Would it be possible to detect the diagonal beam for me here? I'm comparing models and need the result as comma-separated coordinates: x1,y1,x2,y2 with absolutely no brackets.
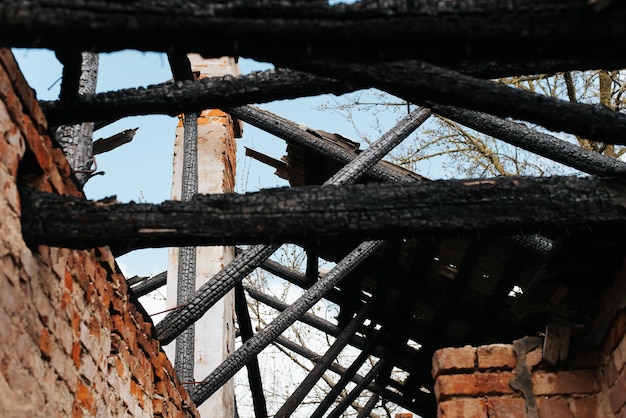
357,392,380,418
226,105,425,183
274,297,382,418
309,328,386,418
153,108,428,345
190,240,385,405
243,284,423,374
326,359,387,418
430,104,626,176
272,336,430,416
296,60,626,145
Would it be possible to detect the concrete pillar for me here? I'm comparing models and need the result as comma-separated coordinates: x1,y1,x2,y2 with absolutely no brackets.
165,55,242,418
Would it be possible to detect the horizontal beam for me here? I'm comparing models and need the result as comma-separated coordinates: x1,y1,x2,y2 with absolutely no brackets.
19,176,626,251
40,69,350,127
2,1,626,76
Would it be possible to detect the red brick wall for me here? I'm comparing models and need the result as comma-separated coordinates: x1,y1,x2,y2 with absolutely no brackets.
0,48,200,417
433,298,626,416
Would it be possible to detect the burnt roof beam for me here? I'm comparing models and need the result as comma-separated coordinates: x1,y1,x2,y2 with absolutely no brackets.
20,176,626,251
3,1,626,77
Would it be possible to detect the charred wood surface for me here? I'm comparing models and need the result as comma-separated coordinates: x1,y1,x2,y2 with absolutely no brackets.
298,60,626,145
2,1,626,75
19,176,626,251
41,69,350,127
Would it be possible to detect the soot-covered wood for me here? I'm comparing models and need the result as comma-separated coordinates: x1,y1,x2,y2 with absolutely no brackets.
2,0,626,75
20,176,626,252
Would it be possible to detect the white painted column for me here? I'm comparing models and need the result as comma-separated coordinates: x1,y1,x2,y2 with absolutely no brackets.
165,55,241,418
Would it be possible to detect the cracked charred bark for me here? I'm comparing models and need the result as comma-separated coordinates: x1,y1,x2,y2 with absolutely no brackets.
2,1,626,75
40,69,350,127
19,176,626,251
296,60,626,145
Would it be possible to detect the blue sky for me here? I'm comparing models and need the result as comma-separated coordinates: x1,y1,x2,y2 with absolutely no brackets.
13,49,402,291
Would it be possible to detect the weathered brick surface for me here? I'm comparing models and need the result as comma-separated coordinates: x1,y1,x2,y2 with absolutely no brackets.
433,297,626,417
477,344,516,370
0,48,200,418
432,345,477,377
438,398,487,417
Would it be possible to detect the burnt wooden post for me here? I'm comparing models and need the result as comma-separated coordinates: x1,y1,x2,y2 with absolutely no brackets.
54,51,98,186
164,54,241,417
234,283,268,418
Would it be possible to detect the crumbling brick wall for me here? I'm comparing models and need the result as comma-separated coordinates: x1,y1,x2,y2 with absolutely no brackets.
0,48,200,417
432,271,626,417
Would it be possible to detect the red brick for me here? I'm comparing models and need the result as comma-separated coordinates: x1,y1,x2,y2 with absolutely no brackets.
477,344,516,370
435,372,515,400
570,397,600,418
433,346,476,378
613,334,626,374
72,342,82,368
75,379,96,416
19,113,52,174
439,398,487,418
609,366,626,414
537,397,574,418
39,328,52,360
486,396,525,418
532,370,601,396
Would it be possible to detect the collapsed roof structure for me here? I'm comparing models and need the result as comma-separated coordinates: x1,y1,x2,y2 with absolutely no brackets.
5,1,626,416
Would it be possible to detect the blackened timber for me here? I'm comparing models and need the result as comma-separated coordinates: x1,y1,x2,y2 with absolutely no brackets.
137,106,426,347
40,69,350,127
430,105,626,175
3,1,626,76
272,336,430,416
234,284,268,418
309,329,386,418
131,271,167,298
298,60,626,145
227,105,423,183
19,176,626,251
243,285,425,378
326,360,387,418
190,240,383,405
274,299,380,418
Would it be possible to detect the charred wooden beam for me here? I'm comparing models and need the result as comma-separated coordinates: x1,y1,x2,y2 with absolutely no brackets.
153,107,425,346
3,1,626,76
298,60,626,145
275,301,378,418
19,176,626,251
130,271,167,298
190,240,384,406
242,284,423,375
326,360,387,418
309,329,387,418
92,128,139,155
227,105,424,184
430,105,626,176
40,69,350,127
234,283,268,418
273,336,430,416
